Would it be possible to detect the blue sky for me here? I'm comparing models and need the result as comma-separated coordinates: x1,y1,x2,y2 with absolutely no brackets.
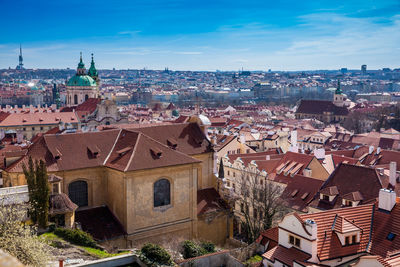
0,0,399,70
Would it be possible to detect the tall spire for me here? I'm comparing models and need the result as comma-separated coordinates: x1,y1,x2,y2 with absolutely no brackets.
88,53,98,82
16,44,24,70
77,52,86,75
335,79,343,95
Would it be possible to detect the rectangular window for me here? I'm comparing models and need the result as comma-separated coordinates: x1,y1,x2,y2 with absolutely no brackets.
40,127,43,130
23,128,26,131
289,235,301,248
345,236,350,245
32,127,35,130
323,195,329,201
352,235,357,244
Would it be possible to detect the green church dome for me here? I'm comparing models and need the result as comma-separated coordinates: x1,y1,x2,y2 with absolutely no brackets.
67,75,97,87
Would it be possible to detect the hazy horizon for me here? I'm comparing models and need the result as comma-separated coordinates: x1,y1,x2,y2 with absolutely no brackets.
1,0,400,71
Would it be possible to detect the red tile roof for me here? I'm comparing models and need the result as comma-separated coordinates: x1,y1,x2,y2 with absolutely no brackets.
8,123,209,173
299,204,375,261
197,188,230,215
0,112,78,126
263,245,311,267
310,164,381,210
296,100,349,116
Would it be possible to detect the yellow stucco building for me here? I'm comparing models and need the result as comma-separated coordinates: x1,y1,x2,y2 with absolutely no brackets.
4,121,232,247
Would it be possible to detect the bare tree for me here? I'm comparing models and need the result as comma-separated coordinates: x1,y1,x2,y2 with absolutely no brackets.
233,166,286,243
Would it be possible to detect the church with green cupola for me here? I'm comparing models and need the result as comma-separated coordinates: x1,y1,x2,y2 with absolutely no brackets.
66,53,100,106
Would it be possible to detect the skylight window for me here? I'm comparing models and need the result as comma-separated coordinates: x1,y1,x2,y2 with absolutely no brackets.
387,232,396,241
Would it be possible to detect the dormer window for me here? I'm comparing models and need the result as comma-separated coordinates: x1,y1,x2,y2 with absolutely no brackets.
345,235,357,245
151,148,163,158
167,138,178,149
289,235,301,248
343,199,353,207
387,232,396,241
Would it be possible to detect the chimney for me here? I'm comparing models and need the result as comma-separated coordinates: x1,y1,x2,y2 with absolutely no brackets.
390,161,397,188
239,134,245,144
369,146,374,154
291,130,297,147
378,188,396,212
303,168,312,177
314,148,325,160
304,219,317,239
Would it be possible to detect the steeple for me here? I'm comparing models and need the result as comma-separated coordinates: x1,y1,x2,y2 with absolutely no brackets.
16,44,24,70
77,52,86,75
335,79,343,95
88,53,98,81
333,79,345,107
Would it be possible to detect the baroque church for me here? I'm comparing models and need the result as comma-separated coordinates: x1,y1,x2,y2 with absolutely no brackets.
295,81,350,123
63,54,128,128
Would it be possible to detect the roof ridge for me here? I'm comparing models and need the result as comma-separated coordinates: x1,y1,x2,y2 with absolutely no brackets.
124,131,141,172
125,128,202,161
103,129,122,165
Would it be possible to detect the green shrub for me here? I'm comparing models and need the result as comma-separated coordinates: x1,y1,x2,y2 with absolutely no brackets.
54,228,97,248
140,243,173,266
182,240,207,259
200,241,215,253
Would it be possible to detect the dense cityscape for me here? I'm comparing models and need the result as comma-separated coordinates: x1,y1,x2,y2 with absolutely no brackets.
2,1,400,267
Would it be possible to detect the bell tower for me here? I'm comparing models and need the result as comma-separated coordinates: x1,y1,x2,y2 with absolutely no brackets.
333,80,345,107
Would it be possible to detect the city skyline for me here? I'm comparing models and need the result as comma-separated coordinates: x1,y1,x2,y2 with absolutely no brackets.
1,0,400,71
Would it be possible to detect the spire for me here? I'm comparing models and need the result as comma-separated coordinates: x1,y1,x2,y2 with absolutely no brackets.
77,52,85,75
88,53,98,80
335,79,343,95
16,44,24,70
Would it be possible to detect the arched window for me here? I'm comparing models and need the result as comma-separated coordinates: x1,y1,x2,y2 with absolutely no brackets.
74,94,78,105
85,94,89,101
68,180,88,207
154,179,171,207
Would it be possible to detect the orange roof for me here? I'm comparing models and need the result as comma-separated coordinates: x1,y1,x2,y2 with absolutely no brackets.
0,112,78,126
299,204,375,261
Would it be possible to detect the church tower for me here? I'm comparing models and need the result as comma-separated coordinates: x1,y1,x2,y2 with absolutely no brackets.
16,44,24,70
333,80,345,107
66,53,99,106
88,53,100,85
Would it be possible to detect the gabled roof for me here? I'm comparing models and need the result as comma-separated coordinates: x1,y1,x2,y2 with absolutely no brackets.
115,123,212,155
299,204,375,261
310,164,382,210
7,123,207,173
296,100,349,116
280,174,324,212
105,130,200,172
332,214,361,234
